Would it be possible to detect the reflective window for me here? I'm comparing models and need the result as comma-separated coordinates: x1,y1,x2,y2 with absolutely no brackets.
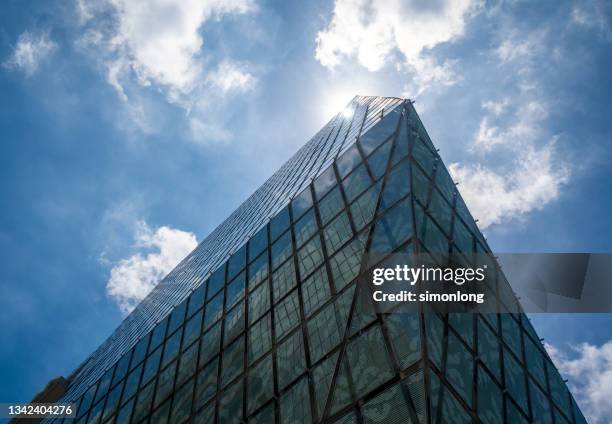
277,329,306,388
271,231,292,270
272,259,297,302
226,271,245,308
248,314,272,364
187,283,206,317
194,358,218,409
274,290,301,340
314,166,337,200
270,206,290,241
298,235,324,278
318,186,344,225
324,211,353,255
182,309,202,350
247,354,274,415
292,185,314,220
221,337,244,386
280,376,311,424
199,321,221,364
294,208,317,248
248,251,268,290
302,267,330,317
336,144,362,179
249,226,268,260
342,164,372,203
161,330,181,368
227,245,246,279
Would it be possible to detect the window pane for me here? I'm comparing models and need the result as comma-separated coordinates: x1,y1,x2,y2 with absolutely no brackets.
336,144,362,179
207,265,226,298
297,235,324,278
367,138,392,180
247,354,274,415
187,283,206,317
228,245,246,279
204,290,224,330
168,299,187,335
154,360,177,409
121,364,142,403
161,329,181,368
277,329,306,388
302,267,330,317
227,271,246,309
270,206,290,241
221,337,244,386
280,377,312,424
248,314,272,364
194,358,218,409
141,346,162,386
477,365,502,424
150,318,168,352
200,321,221,364
359,107,401,155
314,166,337,200
248,280,270,325
224,302,245,345
292,185,314,220
350,182,380,231
318,186,344,225
274,290,301,340
177,341,198,387
272,259,297,302
131,333,150,370
294,208,317,248
323,212,353,255
271,231,292,270
170,378,194,424
248,251,269,290
249,226,268,260
342,164,372,203
385,313,420,369
182,309,203,350
380,161,410,210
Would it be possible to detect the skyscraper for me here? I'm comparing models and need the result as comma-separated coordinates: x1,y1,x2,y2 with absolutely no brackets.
39,96,586,423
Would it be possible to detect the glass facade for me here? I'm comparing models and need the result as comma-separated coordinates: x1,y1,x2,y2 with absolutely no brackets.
44,96,586,423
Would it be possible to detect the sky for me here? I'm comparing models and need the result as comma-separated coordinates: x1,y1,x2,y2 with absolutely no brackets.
0,0,611,421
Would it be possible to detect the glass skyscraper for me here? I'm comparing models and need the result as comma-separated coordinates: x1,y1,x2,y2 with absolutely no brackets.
40,96,586,423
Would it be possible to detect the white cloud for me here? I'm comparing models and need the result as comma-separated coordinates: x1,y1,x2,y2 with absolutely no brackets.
315,0,478,93
106,221,197,314
207,60,255,93
77,0,255,106
449,99,568,229
546,341,612,424
571,2,612,40
4,31,57,75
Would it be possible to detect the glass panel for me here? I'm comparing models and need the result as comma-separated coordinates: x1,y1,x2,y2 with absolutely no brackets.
208,265,226,298
525,335,547,388
350,182,380,231
336,144,362,179
151,398,171,424
324,211,353,255
221,337,244,386
194,358,218,409
182,309,203,350
329,235,366,291
501,314,522,358
177,341,198,386
504,348,528,413
274,290,301,340
248,280,270,324
359,106,401,155
271,231,292,270
227,271,246,308
445,332,472,405
130,333,150,370
294,208,317,248
112,352,130,387
271,206,290,241
204,290,224,330
314,166,337,200
272,259,297,303
132,380,155,423
435,164,455,202
385,313,420,369
224,302,245,345
367,138,392,180
302,267,330,317
530,378,553,424
312,352,338,419
187,283,206,317
370,199,412,255
248,313,272,364
362,374,425,424
249,226,268,260
219,379,243,424
161,329,181,368
247,354,274,414
477,365,502,424
121,364,142,403
170,378,194,424
154,360,177,408
429,371,471,424
168,299,187,335
200,321,221,364
277,329,306,388
228,245,246,279
292,184,314,220
141,346,162,386
94,367,113,404
102,381,123,421
346,325,394,399
478,318,500,381
428,188,452,236
297,235,324,278
248,251,269,290
150,318,168,352
381,161,410,210
280,376,312,424
342,163,372,203
318,186,344,226
115,398,133,424
412,137,436,177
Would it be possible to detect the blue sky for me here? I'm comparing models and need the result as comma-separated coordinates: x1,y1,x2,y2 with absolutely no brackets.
1,0,612,420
